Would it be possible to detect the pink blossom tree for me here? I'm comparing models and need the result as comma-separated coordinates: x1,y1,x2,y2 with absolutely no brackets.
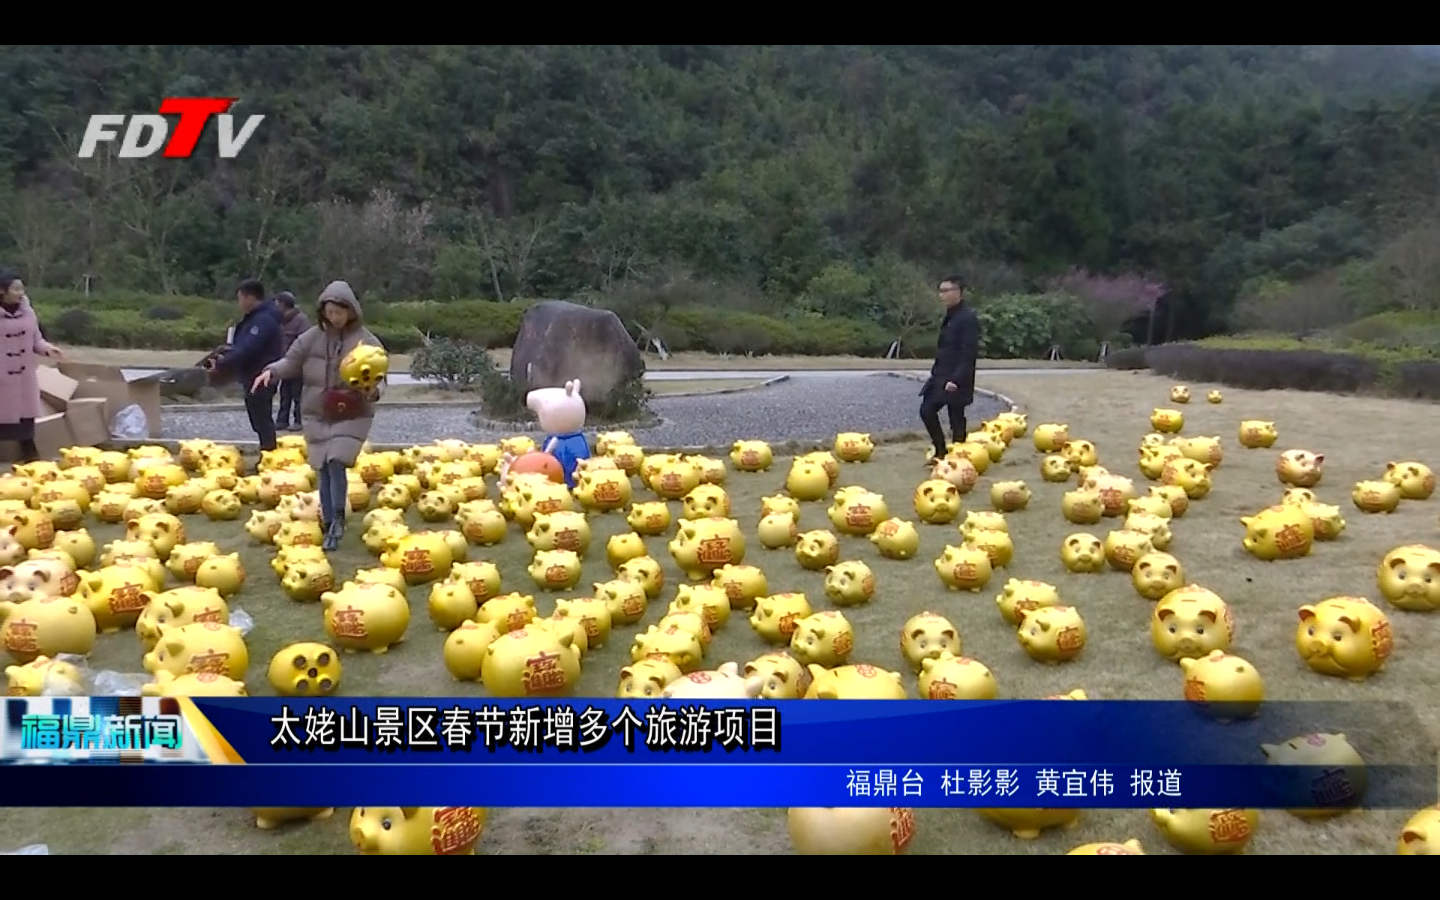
1047,268,1167,343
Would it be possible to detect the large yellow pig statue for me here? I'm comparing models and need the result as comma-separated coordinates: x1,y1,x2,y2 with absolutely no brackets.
350,807,487,854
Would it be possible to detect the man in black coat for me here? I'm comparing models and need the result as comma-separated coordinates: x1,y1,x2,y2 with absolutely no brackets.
919,274,981,463
205,278,284,453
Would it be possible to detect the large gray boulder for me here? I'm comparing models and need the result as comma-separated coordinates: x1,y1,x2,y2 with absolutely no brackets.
509,301,644,403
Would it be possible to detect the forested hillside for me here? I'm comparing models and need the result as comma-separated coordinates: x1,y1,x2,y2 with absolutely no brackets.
3,45,1439,356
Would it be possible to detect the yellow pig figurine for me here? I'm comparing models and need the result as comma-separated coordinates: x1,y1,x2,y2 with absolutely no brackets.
1061,490,1103,525
1039,455,1072,483
784,460,830,502
616,556,664,599
75,565,157,633
1151,808,1258,854
526,510,592,554
828,489,888,536
350,806,486,855
482,626,580,697
834,432,874,463
1276,449,1324,488
1060,533,1104,573
919,652,997,700
788,807,916,855
1151,586,1234,662
267,642,342,696
711,564,768,611
143,621,249,681
528,549,582,591
617,656,684,699
1383,460,1435,500
1241,504,1314,561
1017,605,1086,663
744,652,811,699
1180,650,1264,720
788,610,854,668
0,595,98,663
822,561,874,607
868,518,920,560
1150,408,1184,433
804,663,907,699
913,480,962,524
1351,479,1401,514
729,440,773,472
5,654,86,696
681,484,730,520
1261,733,1367,820
758,512,799,550
990,480,1030,512
934,544,993,592
1398,805,1440,855
1295,596,1392,680
900,612,960,670
135,586,229,650
1376,544,1440,611
442,620,501,681
321,582,410,654
1103,529,1154,572
794,530,840,571
749,592,812,644
995,578,1061,626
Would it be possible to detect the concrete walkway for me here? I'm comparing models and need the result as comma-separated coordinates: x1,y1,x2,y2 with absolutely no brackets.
122,366,1102,386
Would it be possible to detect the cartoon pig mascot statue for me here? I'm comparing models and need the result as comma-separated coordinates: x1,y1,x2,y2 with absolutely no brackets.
527,379,592,488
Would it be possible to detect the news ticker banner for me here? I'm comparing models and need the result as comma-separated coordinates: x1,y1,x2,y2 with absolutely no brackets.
1,697,1433,810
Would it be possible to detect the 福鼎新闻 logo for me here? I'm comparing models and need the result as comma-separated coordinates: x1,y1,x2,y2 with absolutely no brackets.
77,97,265,160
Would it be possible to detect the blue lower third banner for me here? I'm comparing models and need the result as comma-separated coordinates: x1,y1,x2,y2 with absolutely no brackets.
7,697,1431,765
0,762,1432,809
0,697,1433,808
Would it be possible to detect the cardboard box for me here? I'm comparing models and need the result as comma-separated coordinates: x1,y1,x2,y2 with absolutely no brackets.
33,410,74,460
36,366,79,410
51,362,164,439
64,397,110,448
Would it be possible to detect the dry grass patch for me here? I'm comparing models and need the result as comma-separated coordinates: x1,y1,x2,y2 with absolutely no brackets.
7,368,1438,855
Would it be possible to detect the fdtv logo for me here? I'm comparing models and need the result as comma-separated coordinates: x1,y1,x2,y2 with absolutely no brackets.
77,98,265,160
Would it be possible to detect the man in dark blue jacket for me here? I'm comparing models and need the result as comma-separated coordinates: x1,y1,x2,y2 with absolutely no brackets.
919,274,981,464
205,278,284,453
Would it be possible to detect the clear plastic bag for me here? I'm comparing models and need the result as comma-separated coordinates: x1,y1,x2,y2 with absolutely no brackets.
111,403,149,439
91,670,150,696
228,607,254,636
1,844,49,855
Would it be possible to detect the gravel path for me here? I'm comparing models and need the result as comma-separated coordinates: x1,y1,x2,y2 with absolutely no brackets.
159,375,1010,447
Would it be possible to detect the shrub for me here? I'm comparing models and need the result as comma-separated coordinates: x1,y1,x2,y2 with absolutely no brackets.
1148,343,1381,393
145,305,186,320
1394,361,1440,400
46,308,96,344
1104,347,1149,370
410,339,497,390
973,293,1093,359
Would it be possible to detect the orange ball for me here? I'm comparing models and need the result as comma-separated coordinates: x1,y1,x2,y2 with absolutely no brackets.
509,451,564,483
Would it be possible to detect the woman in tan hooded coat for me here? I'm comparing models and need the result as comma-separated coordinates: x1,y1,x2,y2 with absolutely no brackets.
253,281,385,549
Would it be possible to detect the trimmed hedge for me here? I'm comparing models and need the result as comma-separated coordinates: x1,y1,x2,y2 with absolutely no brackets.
29,287,1119,361
1122,340,1440,400
25,290,908,358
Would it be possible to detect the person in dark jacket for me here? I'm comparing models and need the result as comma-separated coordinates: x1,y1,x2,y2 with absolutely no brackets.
919,274,981,464
205,278,284,453
273,292,310,432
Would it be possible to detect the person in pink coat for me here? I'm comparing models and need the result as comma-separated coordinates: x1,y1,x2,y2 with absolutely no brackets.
1,271,64,462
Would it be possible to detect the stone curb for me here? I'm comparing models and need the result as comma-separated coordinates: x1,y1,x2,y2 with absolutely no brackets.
104,382,1016,462
873,371,1021,416
159,375,790,413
